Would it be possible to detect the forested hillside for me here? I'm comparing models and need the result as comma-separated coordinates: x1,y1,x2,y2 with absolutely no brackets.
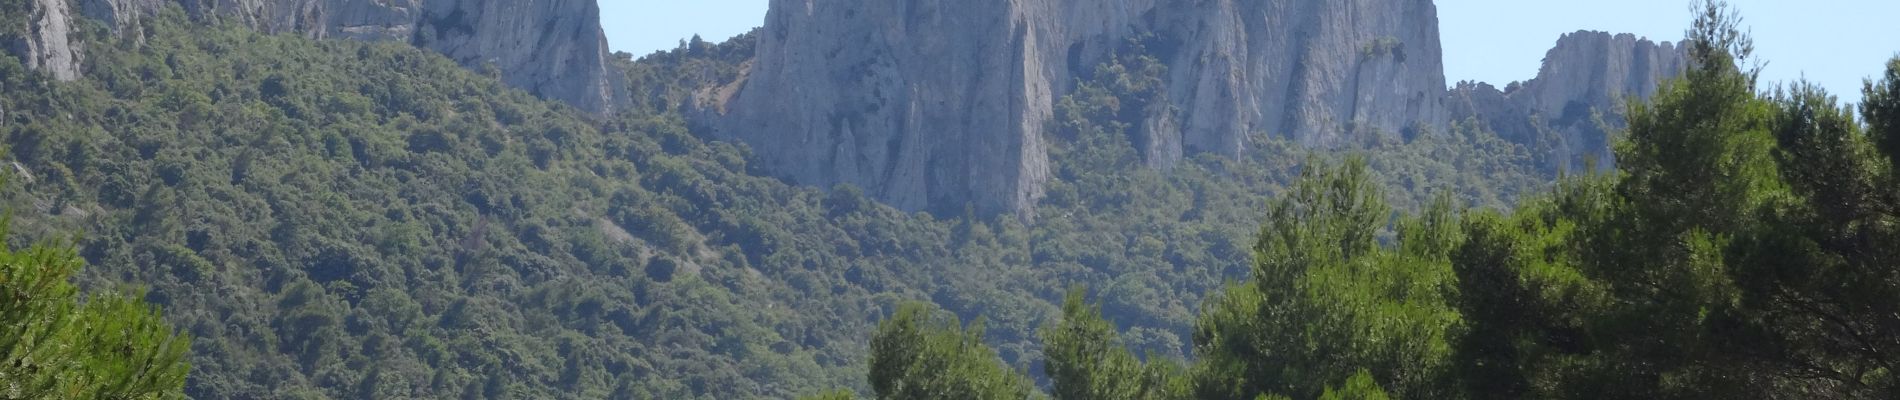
825,4,1900,399
26,1,1885,400
0,4,1559,399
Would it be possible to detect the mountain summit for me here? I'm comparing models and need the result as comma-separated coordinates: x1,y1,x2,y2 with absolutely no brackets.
709,0,1451,218
699,1,1696,218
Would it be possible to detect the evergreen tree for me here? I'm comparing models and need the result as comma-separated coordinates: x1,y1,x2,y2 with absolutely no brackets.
1042,287,1180,400
1863,58,1900,172
867,302,1038,400
825,3,1900,399
1189,158,1455,400
1317,371,1391,400
0,218,191,399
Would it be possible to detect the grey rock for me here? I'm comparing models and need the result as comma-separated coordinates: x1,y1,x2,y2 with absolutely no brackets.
416,0,628,115
1137,102,1183,169
12,0,85,81
77,0,162,37
1444,81,1537,144
715,0,1071,218
1517,31,1685,119
1152,0,1448,152
60,0,628,115
715,0,1448,218
1448,31,1685,172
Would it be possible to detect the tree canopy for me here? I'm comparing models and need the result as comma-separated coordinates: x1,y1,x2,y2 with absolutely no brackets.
0,217,191,399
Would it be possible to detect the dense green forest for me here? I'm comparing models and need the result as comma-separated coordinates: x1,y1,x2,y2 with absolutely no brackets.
10,1,1889,400
817,4,1900,399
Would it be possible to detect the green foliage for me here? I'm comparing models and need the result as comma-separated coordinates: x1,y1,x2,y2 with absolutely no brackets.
1361,37,1403,59
1188,159,1459,400
1318,371,1391,400
5,11,870,398
619,29,759,115
0,218,191,399
1026,32,1548,385
1618,0,1779,237
0,0,28,38
1439,4,1900,397
1042,287,1182,400
1863,57,1900,172
1050,33,1172,172
867,303,1037,400
797,389,860,400
834,5,1900,400
17,1,1896,399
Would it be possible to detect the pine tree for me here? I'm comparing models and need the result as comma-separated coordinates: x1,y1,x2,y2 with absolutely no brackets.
1042,287,1180,400
0,217,191,399
867,302,1037,400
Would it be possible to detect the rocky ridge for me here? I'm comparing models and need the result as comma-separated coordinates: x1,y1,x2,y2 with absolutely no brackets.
712,0,1450,218
1447,31,1686,171
9,0,1692,217
9,0,629,115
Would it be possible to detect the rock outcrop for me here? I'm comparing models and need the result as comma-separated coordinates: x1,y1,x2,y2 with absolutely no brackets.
1516,31,1686,120
1448,31,1686,171
10,0,85,81
1150,0,1449,151
415,0,628,117
714,0,1448,218
21,0,628,115
77,0,421,41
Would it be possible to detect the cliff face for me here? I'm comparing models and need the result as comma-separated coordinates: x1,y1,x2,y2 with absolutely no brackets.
715,0,1448,217
1448,31,1686,171
1517,31,1685,119
415,0,628,115
10,0,85,81
1151,0,1448,152
17,0,628,115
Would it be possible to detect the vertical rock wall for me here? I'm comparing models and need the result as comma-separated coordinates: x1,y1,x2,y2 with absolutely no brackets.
716,0,1449,218
12,0,85,81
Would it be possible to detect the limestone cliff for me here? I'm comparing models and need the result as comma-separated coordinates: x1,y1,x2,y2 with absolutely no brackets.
1150,0,1448,152
415,0,628,115
1517,31,1686,120
18,0,628,115
713,0,1448,218
9,0,85,81
1448,31,1686,171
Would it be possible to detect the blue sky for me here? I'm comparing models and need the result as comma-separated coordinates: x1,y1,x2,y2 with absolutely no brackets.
601,0,1900,104
600,0,767,56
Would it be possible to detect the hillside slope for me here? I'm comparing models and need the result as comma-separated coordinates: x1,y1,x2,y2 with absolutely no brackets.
0,2,1697,399
7,0,629,115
